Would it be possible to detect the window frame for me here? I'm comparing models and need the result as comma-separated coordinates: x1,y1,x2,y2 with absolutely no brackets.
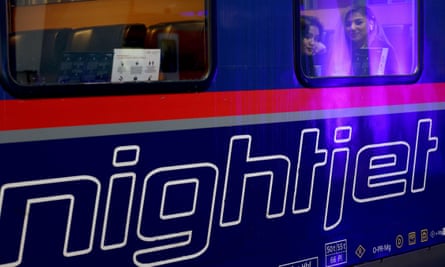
294,0,423,88
0,0,216,98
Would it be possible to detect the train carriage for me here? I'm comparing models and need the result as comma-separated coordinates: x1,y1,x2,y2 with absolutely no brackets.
0,0,445,266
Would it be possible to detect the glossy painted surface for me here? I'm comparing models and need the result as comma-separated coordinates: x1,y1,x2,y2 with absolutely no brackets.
1,1,445,267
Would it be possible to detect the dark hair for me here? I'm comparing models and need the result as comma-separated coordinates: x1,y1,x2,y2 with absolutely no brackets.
344,5,376,25
343,5,378,49
301,15,324,39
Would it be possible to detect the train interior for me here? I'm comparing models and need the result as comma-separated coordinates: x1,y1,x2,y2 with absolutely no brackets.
8,0,417,86
8,0,208,85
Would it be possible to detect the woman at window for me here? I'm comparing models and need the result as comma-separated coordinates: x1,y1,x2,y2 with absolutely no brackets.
300,15,327,77
327,5,399,76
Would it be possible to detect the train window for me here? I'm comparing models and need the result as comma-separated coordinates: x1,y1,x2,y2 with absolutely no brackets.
296,0,421,86
4,0,212,97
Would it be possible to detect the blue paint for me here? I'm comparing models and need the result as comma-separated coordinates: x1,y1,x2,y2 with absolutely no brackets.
0,112,443,266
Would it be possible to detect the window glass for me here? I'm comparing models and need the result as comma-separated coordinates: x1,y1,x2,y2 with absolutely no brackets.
8,0,209,87
298,0,419,84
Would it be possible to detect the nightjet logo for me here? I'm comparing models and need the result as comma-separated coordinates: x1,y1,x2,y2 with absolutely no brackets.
0,118,438,267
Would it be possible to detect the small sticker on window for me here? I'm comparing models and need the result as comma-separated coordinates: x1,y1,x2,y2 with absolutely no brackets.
111,49,161,82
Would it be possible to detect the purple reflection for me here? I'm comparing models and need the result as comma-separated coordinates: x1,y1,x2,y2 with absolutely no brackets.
197,10,206,16
302,2,416,77
180,10,207,17
180,11,196,17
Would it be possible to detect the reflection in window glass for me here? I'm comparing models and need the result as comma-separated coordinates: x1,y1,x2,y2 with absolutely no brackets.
299,0,418,78
8,0,209,86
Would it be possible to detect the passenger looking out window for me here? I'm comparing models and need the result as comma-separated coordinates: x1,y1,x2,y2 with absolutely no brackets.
300,15,327,77
326,5,399,76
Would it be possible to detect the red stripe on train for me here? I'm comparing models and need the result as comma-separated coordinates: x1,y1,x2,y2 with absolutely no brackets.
0,83,442,131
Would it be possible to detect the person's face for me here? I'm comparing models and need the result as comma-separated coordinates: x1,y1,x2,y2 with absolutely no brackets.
345,12,369,45
302,25,320,56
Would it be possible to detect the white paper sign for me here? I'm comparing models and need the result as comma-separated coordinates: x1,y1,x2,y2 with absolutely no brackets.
111,49,161,82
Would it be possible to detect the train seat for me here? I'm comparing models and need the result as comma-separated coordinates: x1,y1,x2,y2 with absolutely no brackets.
59,24,147,83
382,24,413,73
145,20,208,80
123,24,147,48
66,24,147,52
9,28,71,85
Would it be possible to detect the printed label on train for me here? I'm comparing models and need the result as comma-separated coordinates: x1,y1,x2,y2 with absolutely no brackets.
0,114,443,267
